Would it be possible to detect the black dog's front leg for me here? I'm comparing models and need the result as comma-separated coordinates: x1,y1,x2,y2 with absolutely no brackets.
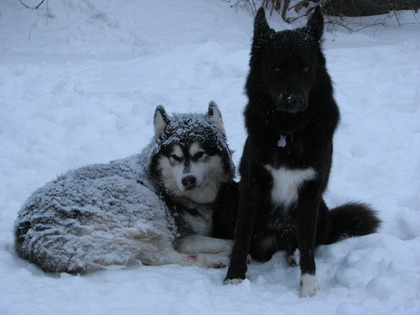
295,192,321,297
223,176,256,283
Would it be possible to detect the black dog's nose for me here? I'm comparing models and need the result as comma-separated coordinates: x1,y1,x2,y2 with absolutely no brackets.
287,94,306,106
275,92,308,113
182,175,196,190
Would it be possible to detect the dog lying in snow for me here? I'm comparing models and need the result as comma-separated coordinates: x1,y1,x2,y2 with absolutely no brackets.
15,102,237,274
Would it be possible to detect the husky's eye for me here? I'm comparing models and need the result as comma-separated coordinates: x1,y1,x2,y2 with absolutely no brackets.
171,154,183,162
192,151,205,161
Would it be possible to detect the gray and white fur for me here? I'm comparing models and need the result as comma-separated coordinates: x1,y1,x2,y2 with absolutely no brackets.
14,102,235,274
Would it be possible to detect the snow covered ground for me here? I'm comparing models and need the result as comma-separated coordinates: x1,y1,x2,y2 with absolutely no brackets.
1,0,419,314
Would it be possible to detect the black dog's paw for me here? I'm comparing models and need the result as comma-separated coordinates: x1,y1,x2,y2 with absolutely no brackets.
300,274,320,297
223,277,244,285
223,268,246,285
286,253,298,267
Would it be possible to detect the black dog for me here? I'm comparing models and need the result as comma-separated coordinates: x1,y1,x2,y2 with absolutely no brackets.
224,7,380,297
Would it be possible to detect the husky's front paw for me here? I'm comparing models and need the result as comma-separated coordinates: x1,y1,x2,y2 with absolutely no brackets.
205,253,231,269
219,239,234,255
210,258,230,269
299,274,320,297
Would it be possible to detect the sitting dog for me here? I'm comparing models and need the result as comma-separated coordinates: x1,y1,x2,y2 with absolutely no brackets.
224,7,380,297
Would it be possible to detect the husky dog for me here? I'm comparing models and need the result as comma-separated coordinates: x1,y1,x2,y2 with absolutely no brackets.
224,7,380,296
15,102,236,274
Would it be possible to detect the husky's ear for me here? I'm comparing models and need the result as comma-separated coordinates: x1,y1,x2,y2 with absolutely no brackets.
306,6,324,41
252,7,271,50
154,105,170,139
208,101,226,137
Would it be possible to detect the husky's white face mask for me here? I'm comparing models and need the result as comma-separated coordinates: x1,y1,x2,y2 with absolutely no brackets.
153,102,233,204
157,142,226,203
167,143,216,191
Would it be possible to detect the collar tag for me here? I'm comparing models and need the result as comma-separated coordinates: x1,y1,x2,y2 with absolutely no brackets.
277,135,287,148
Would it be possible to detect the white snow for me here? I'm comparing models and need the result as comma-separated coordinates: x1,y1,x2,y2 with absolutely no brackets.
1,0,419,314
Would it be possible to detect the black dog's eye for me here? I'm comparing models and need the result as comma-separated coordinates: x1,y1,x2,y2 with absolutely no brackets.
171,154,183,162
193,152,205,160
303,66,311,73
274,67,282,73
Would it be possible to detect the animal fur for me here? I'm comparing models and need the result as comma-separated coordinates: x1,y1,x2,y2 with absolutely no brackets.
224,7,380,297
15,103,236,274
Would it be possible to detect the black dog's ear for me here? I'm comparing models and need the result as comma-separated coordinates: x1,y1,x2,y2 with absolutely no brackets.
154,105,170,139
208,101,226,136
306,6,324,41
253,7,271,49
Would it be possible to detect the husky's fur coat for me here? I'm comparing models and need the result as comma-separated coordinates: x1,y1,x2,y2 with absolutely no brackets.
15,102,236,274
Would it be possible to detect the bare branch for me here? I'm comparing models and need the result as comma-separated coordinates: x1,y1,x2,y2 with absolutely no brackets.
229,0,420,33
19,0,45,10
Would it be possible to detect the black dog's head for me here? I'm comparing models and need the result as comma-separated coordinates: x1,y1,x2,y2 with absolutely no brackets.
248,6,325,114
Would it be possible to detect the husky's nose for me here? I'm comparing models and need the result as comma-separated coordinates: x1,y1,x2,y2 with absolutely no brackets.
182,175,196,190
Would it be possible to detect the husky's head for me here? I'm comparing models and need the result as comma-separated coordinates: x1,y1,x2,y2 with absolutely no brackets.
248,6,325,114
151,102,234,204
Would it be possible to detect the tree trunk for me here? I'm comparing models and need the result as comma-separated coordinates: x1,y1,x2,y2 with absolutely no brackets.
323,0,420,16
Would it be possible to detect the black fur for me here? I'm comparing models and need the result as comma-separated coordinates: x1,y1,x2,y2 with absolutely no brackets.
213,181,239,240
224,7,380,290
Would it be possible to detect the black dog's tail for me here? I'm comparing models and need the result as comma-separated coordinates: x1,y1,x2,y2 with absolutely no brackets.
322,202,380,245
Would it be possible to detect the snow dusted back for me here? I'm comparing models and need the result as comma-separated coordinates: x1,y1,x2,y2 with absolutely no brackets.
0,0,419,314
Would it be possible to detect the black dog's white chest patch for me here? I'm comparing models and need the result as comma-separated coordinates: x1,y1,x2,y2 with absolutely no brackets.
264,165,316,208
